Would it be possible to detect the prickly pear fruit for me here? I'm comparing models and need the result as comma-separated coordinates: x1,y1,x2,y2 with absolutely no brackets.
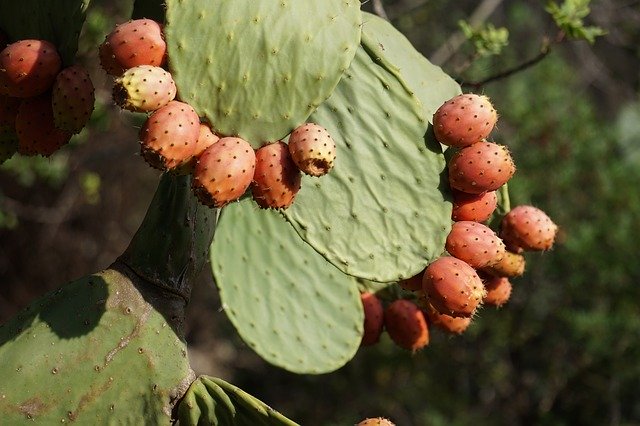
482,250,525,278
357,417,396,426
0,39,61,97
51,64,95,134
360,292,384,346
139,100,200,171
500,205,558,252
287,122,336,177
193,123,220,158
99,19,167,76
192,137,256,208
384,299,429,352
113,65,176,112
448,141,516,194
433,93,498,147
399,269,425,291
252,141,302,209
422,300,472,335
423,256,485,318
482,276,512,307
451,189,497,222
445,221,506,269
16,94,72,156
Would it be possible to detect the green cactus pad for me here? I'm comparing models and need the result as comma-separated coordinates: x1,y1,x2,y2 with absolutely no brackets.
0,268,193,424
211,201,363,374
164,0,362,146
282,33,460,283
360,12,461,126
177,376,299,425
0,0,89,64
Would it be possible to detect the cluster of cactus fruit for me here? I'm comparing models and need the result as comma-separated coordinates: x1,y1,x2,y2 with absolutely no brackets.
360,94,558,353
0,1,564,423
0,32,95,159
101,18,337,210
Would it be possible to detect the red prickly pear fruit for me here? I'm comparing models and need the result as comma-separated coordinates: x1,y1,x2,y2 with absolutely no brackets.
433,93,498,148
0,39,61,98
384,299,429,352
448,141,516,194
500,205,558,251
252,141,302,209
16,95,72,157
451,189,497,222
139,100,200,171
398,269,425,292
99,19,167,76
482,276,512,307
445,221,506,269
423,256,485,318
192,137,256,208
51,64,95,134
481,250,525,278
193,123,220,158
422,301,472,335
112,65,176,112
357,418,395,426
287,122,336,177
360,292,384,347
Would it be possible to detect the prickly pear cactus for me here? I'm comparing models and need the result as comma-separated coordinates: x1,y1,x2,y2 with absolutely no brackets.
164,0,362,146
211,201,363,374
0,268,192,424
177,376,299,425
283,14,460,282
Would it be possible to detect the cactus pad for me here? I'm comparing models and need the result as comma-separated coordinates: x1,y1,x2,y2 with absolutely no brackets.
360,12,461,126
177,376,298,425
211,201,363,374
0,268,192,424
0,0,89,64
164,0,362,146
282,33,459,282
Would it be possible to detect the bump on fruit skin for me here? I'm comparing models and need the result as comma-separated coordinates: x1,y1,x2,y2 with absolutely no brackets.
252,141,302,209
398,269,425,292
423,256,486,318
452,189,498,222
16,95,72,157
422,301,472,335
192,137,256,208
0,39,61,98
481,250,525,278
482,276,512,307
433,93,498,148
357,417,396,426
445,221,506,269
448,141,516,194
500,205,558,252
383,299,429,352
52,64,95,134
112,65,176,112
99,19,167,76
139,100,200,171
287,122,336,177
360,292,384,347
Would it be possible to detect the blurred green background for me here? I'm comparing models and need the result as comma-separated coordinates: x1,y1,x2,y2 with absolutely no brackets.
1,0,639,424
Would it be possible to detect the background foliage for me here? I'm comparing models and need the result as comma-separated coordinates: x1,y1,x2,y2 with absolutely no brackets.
1,0,639,424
